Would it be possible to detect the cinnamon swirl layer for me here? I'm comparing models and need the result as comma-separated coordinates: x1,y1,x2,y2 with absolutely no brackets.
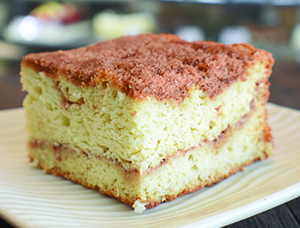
21,62,271,174
28,99,272,212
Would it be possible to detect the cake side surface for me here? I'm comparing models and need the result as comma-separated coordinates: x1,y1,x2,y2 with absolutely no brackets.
21,58,272,173
27,96,272,212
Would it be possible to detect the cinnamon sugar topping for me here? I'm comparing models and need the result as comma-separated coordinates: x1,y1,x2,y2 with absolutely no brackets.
22,33,274,102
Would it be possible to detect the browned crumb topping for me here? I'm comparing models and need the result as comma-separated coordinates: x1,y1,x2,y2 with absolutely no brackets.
22,33,274,103
29,97,266,177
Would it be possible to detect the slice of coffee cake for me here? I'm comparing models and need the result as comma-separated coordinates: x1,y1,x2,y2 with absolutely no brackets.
21,33,274,212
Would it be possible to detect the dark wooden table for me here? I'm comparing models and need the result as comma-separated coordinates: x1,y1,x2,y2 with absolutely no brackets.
0,60,299,228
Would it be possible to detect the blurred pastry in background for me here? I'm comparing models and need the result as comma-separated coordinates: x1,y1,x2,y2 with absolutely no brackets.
30,1,83,25
92,11,156,40
3,1,90,47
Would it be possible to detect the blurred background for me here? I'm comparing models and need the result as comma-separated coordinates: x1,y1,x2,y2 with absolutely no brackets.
0,0,300,110
1,2,300,227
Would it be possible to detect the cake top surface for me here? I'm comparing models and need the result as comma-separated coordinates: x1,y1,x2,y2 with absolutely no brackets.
22,33,274,103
